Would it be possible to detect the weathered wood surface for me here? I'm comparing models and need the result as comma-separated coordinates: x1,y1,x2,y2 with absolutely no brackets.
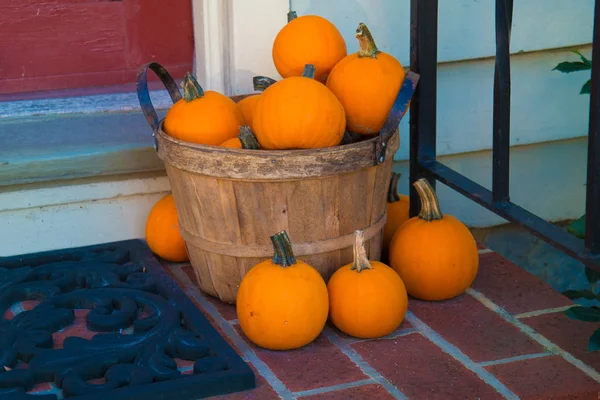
157,124,399,180
164,130,399,304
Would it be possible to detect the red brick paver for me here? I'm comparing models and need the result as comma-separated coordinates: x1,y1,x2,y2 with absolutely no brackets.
409,294,544,362
523,311,600,372
473,252,573,315
234,325,368,392
297,384,396,399
486,355,600,399
352,333,505,399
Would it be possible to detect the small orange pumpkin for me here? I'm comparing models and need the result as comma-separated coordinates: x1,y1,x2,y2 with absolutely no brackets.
236,76,277,131
253,64,346,149
236,230,329,350
220,126,261,149
326,23,406,135
145,194,189,263
272,11,347,83
382,172,410,257
163,72,244,145
328,230,408,339
389,178,479,301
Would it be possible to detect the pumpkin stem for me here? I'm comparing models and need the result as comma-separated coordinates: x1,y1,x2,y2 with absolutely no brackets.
302,64,316,79
182,72,205,102
356,22,381,58
253,76,277,92
350,230,372,273
387,172,402,203
413,178,444,221
239,126,261,150
287,10,297,22
271,230,297,267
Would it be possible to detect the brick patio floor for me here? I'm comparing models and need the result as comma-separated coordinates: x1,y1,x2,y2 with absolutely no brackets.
165,247,600,400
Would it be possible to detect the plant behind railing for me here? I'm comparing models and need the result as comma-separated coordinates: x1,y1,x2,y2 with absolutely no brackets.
553,49,599,351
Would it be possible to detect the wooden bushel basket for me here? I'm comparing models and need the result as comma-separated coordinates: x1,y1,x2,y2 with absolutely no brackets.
137,62,419,304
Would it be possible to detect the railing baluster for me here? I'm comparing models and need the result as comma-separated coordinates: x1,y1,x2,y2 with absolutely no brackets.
409,0,439,217
585,0,600,255
492,0,513,203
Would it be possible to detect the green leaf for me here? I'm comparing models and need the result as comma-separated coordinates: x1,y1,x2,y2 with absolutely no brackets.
568,214,586,238
564,306,600,322
562,289,598,300
586,267,600,284
571,50,592,66
552,61,592,73
581,79,591,94
589,328,600,351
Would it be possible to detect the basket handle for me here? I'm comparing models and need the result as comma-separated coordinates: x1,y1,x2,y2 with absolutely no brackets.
374,70,420,165
136,62,183,151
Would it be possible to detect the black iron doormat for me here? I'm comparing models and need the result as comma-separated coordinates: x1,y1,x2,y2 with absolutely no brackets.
0,240,255,400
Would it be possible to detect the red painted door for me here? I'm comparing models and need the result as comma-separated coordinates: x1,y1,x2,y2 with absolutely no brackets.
0,0,194,97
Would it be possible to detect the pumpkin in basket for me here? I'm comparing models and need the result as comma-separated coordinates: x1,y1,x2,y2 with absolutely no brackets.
163,72,244,146
382,172,410,256
236,76,277,131
272,11,347,83
236,230,329,350
145,194,189,263
389,178,479,301
220,126,261,149
253,64,346,149
328,230,408,339
326,22,406,135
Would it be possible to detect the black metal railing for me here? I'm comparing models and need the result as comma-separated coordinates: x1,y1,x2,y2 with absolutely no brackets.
409,0,600,271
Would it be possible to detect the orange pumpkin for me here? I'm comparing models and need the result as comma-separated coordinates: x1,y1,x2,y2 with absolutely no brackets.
163,72,244,145
326,22,406,135
236,76,277,131
253,64,346,149
272,12,347,83
145,194,189,263
236,230,329,350
328,230,408,339
389,178,479,301
382,172,410,256
220,126,261,149
236,96,260,132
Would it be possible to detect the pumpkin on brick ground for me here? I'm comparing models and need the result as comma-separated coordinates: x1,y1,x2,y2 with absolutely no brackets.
389,178,479,301
220,126,261,149
163,72,244,146
272,11,347,83
253,64,346,149
326,22,406,135
328,230,408,339
236,230,329,350
145,194,189,263
382,172,410,257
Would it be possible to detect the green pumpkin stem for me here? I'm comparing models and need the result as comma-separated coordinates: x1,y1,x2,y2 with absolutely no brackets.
253,76,277,92
413,178,444,221
356,22,381,58
239,126,261,150
302,64,316,79
182,72,205,102
350,230,372,273
288,10,298,22
271,230,297,267
388,172,402,203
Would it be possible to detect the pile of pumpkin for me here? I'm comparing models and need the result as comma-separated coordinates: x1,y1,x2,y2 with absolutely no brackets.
144,12,480,350
160,13,407,151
